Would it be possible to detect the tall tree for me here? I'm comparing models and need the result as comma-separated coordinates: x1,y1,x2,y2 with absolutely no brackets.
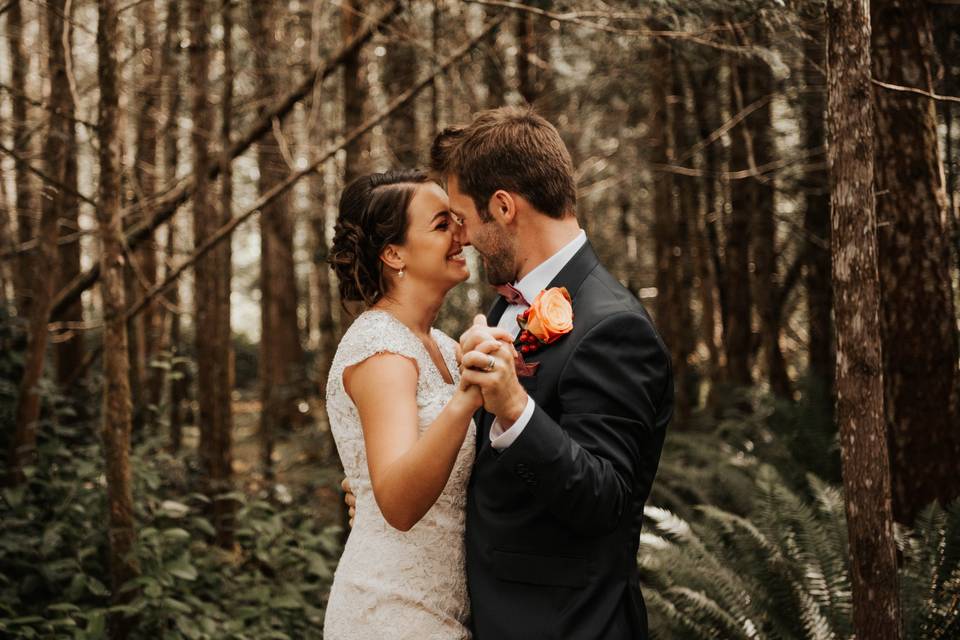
97,0,140,634
161,0,185,454
191,0,234,543
133,0,163,418
384,16,419,166
724,58,755,388
53,2,85,391
250,0,306,481
826,0,902,637
342,0,372,185
801,20,834,393
8,0,71,484
871,0,960,524
309,0,338,395
7,0,34,318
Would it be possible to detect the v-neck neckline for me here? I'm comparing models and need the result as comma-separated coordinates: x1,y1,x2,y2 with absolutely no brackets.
370,310,455,386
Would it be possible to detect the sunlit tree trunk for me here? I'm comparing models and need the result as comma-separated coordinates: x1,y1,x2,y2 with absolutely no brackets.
827,1,902,637
97,0,140,635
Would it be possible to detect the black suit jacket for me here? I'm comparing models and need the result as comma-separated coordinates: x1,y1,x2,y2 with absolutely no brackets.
466,241,673,640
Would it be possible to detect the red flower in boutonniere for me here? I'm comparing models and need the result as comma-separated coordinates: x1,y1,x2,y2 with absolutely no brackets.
517,287,574,357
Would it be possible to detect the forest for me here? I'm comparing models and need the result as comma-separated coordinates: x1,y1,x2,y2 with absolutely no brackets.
1,0,959,638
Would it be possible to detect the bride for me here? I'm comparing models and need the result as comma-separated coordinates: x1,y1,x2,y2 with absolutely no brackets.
322,169,508,639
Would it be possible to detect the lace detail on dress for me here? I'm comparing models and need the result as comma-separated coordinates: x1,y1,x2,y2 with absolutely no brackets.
323,310,475,640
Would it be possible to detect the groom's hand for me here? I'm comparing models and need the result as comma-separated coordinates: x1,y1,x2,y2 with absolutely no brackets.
460,342,528,424
459,315,515,359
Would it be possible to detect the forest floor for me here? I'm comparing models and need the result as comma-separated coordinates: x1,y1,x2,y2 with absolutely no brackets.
183,390,347,529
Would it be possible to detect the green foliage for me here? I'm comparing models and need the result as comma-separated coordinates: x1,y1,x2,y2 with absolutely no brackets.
652,381,839,521
640,468,960,639
0,421,341,639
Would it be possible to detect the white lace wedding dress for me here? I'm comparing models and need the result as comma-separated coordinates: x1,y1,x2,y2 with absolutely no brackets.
323,310,475,640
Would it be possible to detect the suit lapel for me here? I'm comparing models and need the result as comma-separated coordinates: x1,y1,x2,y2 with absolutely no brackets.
473,241,600,459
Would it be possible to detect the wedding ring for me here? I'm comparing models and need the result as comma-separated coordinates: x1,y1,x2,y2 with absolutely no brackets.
484,355,496,372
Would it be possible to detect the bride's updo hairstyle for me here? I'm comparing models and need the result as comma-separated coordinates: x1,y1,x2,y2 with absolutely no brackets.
329,169,430,306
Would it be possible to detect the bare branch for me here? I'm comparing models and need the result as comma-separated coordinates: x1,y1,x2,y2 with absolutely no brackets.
0,140,97,207
60,16,505,386
871,78,960,104
49,0,404,321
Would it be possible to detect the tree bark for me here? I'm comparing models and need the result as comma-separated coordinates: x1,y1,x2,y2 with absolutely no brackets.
650,40,692,423
384,15,419,167
724,60,754,388
743,59,789,398
871,0,960,525
342,0,372,186
826,1,902,637
7,0,34,318
251,0,307,482
211,0,235,548
97,0,140,635
161,0,185,455
54,2,85,390
309,0,338,398
8,0,71,484
801,22,834,394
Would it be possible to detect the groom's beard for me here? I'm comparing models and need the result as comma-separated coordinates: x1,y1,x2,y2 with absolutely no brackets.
479,243,516,286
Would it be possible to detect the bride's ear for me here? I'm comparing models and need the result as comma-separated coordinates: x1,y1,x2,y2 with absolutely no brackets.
380,244,405,273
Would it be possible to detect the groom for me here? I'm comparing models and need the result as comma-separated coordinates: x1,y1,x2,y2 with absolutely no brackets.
441,107,673,639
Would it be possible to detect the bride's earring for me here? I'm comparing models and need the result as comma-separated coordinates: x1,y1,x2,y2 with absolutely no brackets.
398,266,405,278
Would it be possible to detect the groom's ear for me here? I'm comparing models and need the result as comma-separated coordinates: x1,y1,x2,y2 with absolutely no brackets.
489,190,517,225
380,244,404,271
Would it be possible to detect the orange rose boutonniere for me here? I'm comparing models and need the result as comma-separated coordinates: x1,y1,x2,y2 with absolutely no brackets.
517,287,574,355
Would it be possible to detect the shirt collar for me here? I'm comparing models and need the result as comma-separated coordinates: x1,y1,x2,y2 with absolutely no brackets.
514,230,587,304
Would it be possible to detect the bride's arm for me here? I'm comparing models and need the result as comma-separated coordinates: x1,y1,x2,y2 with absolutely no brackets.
344,353,481,532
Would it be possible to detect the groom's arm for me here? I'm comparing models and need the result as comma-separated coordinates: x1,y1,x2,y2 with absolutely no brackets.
494,311,672,537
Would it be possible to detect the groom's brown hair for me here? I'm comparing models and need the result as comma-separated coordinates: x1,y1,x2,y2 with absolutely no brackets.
430,106,576,220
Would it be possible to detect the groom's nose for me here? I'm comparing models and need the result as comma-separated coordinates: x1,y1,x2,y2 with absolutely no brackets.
454,222,470,246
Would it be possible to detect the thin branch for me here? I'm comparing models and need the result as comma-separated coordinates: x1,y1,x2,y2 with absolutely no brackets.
871,78,960,104
0,81,98,129
652,146,825,181
464,0,754,53
0,141,97,207
0,228,94,260
50,0,404,321
61,16,504,386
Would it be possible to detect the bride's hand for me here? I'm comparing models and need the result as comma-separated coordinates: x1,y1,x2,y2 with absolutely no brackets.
455,378,484,412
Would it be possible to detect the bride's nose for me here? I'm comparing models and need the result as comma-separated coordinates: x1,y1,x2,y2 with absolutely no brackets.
453,221,469,246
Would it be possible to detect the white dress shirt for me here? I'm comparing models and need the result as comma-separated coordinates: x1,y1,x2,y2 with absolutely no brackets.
489,230,587,449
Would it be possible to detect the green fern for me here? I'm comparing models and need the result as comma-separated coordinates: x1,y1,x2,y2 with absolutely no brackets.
640,469,960,639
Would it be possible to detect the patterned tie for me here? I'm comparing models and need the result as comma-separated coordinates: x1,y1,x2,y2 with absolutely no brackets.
495,283,529,307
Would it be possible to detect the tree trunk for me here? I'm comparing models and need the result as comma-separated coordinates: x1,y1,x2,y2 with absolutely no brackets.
826,1,902,637
8,0,71,484
7,0,34,318
740,57,789,398
97,0,140,635
191,0,233,543
251,0,307,482
384,15,419,167
309,0,338,399
801,23,834,395
161,0,185,455
650,40,692,423
209,0,236,548
724,60,754,388
342,0,371,186
871,0,960,525
137,0,163,416
53,3,85,390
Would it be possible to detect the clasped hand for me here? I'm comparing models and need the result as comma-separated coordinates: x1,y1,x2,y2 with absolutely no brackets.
457,315,528,424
